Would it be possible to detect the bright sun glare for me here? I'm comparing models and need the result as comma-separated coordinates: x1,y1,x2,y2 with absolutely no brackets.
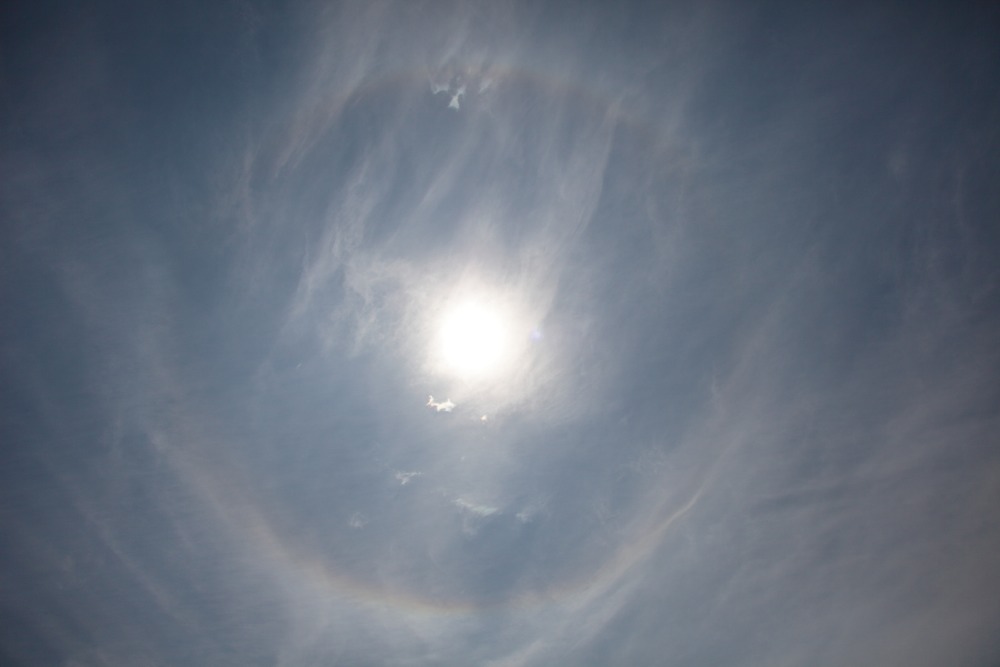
437,300,511,379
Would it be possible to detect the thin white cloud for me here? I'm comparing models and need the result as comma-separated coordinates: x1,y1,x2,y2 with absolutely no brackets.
448,84,466,110
453,497,501,537
515,509,533,524
427,395,456,412
394,471,422,485
453,497,499,517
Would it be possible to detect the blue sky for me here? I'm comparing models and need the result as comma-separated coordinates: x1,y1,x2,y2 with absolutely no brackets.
2,1,999,665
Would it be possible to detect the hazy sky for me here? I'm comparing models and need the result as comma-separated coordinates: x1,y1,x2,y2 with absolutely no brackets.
2,1,999,665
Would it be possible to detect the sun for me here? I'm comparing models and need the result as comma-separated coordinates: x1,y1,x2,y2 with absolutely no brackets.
436,300,512,380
